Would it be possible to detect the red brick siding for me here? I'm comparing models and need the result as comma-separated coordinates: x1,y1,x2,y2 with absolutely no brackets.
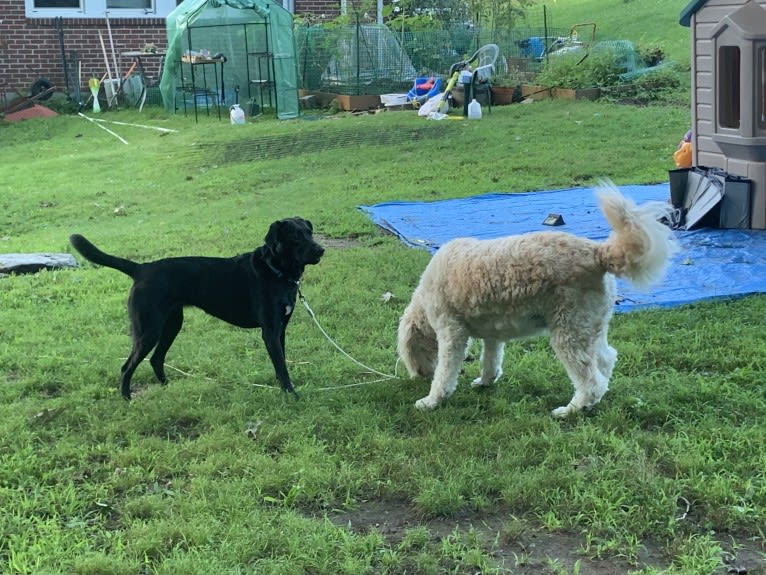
298,0,341,19
1,0,339,95
1,9,166,95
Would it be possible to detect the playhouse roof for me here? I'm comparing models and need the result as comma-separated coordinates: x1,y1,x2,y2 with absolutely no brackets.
679,0,707,26
681,0,766,29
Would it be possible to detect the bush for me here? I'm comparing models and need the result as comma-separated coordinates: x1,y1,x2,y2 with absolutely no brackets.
639,43,666,67
532,43,689,105
535,49,623,89
601,64,689,105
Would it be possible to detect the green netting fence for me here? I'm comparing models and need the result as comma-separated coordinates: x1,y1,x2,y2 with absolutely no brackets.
294,22,570,96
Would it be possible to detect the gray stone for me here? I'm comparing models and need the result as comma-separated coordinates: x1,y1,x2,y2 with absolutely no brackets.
0,253,79,275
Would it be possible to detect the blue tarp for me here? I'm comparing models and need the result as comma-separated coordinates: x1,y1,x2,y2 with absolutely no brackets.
360,183,766,312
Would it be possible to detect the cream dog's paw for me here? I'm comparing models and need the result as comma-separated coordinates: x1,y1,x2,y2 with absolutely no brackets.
551,403,576,418
471,369,502,388
471,369,503,387
470,376,490,388
415,396,439,410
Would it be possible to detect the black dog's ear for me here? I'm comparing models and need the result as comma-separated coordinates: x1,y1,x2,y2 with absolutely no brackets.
264,220,283,254
303,218,313,233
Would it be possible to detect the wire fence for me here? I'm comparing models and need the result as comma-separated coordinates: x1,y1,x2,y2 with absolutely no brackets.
194,120,457,165
295,20,571,95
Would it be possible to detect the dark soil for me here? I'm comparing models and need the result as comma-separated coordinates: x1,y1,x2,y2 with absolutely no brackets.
314,234,363,249
326,500,766,574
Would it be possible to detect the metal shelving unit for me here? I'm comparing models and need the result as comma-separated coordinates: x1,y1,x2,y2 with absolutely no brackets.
244,21,277,114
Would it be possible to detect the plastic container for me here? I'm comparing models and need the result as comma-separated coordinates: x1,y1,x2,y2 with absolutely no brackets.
230,104,246,125
467,98,482,120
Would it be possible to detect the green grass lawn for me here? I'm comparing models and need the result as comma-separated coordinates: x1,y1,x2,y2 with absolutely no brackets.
535,0,691,66
1,99,765,575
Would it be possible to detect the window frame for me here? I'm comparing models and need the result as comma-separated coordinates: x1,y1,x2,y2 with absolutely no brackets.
107,0,153,10
32,0,81,9
758,43,766,132
24,0,178,18
718,44,741,131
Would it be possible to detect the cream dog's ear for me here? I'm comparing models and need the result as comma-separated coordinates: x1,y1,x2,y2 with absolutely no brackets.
397,300,438,379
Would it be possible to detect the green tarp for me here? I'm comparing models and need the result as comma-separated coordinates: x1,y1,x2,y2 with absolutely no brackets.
160,0,299,119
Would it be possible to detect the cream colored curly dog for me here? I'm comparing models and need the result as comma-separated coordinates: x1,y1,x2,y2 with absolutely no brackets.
397,180,677,417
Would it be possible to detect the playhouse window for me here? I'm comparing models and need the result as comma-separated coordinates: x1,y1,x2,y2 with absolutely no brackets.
719,45,740,129
760,45,766,128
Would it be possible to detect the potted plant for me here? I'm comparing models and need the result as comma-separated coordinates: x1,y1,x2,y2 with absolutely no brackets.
491,59,545,103
532,49,625,101
489,82,520,105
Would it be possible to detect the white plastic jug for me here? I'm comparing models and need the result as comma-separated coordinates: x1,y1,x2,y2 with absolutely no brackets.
230,104,246,125
468,98,482,120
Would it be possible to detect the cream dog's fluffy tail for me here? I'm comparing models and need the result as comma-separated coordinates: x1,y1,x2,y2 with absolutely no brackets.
596,179,679,289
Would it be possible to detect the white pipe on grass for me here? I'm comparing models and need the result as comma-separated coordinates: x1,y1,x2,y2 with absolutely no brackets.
91,118,178,133
78,113,128,145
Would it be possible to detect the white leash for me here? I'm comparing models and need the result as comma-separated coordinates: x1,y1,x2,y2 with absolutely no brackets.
298,289,399,383
127,291,401,393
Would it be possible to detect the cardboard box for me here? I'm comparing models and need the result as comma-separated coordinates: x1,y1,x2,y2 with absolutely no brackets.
334,94,380,111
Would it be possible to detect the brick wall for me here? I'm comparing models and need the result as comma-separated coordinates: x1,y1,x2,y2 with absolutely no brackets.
0,0,343,99
296,0,374,21
1,9,167,98
297,0,342,19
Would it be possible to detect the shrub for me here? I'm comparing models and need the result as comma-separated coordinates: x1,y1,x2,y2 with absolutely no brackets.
533,43,689,105
601,64,689,105
639,43,666,67
535,49,623,89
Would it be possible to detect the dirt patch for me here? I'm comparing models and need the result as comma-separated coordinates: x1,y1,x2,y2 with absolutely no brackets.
314,234,363,249
325,500,766,574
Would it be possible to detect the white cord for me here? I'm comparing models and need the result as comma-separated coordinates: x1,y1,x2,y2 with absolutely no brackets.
299,290,398,381
126,292,401,393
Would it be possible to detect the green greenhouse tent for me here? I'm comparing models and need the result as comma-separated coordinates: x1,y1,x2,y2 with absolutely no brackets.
160,0,300,119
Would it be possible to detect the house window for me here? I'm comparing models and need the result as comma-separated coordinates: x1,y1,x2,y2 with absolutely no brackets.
718,45,740,129
107,0,152,7
33,0,79,6
26,0,174,17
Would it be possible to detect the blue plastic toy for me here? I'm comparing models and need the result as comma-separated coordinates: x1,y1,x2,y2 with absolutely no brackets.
407,76,443,105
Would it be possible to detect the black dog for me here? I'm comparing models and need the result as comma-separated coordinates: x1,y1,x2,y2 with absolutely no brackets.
70,218,324,399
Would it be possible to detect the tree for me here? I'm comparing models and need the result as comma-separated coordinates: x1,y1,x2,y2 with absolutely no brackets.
384,0,471,29
466,0,532,28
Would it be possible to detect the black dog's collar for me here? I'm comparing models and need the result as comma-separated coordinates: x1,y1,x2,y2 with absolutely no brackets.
266,260,300,285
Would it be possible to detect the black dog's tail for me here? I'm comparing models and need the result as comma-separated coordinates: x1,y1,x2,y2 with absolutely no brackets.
70,234,139,278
